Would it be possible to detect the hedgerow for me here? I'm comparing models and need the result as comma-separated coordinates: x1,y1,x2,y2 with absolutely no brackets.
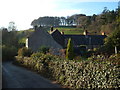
15,53,120,89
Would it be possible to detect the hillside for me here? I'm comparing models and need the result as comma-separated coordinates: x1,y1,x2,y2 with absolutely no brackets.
54,27,84,35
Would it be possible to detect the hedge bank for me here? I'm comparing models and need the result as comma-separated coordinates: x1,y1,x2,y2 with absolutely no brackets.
15,53,120,89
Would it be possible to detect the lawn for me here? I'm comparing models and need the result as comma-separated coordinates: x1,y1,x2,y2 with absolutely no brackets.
18,27,84,35
54,27,84,35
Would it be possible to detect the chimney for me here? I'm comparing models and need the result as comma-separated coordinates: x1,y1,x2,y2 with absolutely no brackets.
61,31,64,35
83,30,88,35
102,32,105,35
34,25,38,31
50,26,54,32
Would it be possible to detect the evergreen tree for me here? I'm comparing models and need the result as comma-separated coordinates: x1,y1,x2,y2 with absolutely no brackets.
105,28,120,54
66,38,74,60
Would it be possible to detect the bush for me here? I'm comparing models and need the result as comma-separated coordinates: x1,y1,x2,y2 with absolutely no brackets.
31,52,62,63
38,46,49,54
18,47,32,57
96,45,114,55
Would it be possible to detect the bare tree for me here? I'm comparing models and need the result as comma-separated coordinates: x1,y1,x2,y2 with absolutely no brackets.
8,21,17,31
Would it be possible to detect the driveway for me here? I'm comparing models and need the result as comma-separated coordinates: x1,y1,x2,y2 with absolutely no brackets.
2,61,62,88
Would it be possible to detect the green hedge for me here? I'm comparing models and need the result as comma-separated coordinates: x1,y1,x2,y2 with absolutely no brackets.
15,53,120,89
38,46,49,54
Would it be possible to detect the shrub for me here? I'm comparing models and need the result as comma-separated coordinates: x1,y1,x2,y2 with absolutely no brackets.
96,45,114,55
18,47,32,57
39,46,49,54
31,52,62,63
66,38,74,60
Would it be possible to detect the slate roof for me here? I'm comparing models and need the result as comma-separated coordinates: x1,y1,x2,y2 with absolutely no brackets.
51,30,65,47
50,29,107,48
64,35,107,46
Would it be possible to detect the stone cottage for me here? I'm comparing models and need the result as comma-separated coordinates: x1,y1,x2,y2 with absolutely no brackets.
26,26,107,55
26,26,62,52
50,28,107,50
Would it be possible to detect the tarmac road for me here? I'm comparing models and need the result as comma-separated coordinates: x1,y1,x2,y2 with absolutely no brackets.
2,61,61,88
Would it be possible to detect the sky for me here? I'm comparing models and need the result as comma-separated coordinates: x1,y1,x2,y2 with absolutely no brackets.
0,0,119,30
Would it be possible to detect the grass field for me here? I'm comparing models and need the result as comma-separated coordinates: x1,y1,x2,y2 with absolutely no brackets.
55,27,84,35
19,27,84,35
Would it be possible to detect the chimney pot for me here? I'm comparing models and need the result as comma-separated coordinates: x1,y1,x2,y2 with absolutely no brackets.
61,31,64,35
50,26,54,32
34,25,38,31
102,32,105,35
83,30,88,35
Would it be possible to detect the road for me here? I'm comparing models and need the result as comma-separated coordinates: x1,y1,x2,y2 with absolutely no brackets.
2,61,62,88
